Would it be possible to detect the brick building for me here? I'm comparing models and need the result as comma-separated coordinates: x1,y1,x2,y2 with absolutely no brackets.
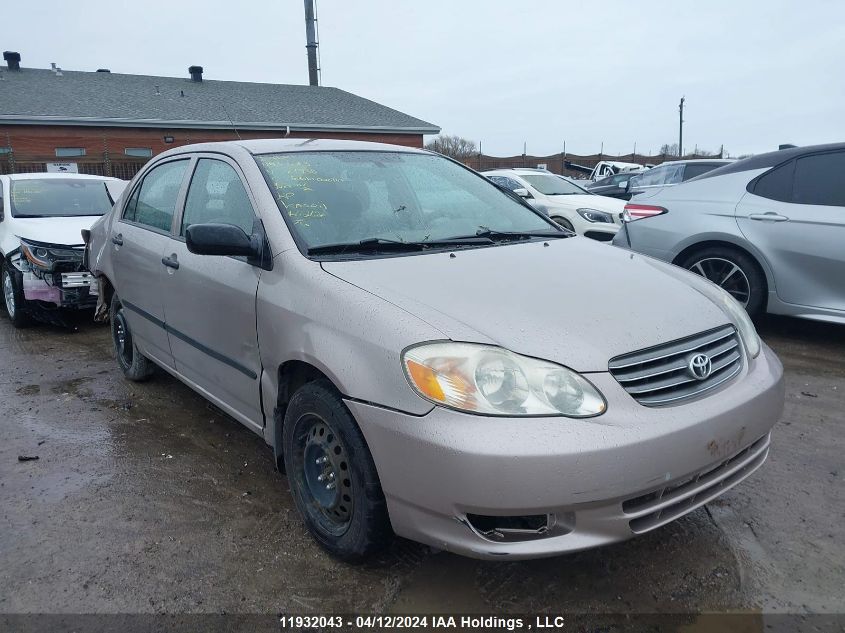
0,51,439,179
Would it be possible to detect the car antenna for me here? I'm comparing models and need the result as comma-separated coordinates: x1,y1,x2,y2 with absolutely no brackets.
222,105,242,140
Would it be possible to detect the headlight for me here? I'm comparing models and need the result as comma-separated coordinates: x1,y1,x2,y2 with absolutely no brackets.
402,342,606,417
717,289,761,358
576,208,614,223
19,239,82,272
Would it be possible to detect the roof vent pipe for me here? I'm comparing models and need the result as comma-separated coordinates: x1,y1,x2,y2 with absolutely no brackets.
3,51,21,71
189,65,203,82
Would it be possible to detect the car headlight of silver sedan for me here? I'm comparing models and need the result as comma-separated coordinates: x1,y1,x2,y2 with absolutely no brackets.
717,289,761,358
402,342,607,417
576,208,614,223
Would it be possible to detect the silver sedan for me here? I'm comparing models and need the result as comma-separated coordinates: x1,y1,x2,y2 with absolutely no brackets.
86,139,784,560
613,143,845,323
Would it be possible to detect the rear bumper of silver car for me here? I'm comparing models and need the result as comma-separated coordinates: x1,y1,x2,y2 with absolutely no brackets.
346,344,784,559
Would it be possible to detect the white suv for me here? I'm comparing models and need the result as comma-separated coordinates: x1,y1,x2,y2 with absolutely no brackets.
1,173,125,326
484,168,623,241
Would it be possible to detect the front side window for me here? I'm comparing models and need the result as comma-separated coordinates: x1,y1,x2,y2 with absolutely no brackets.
182,159,256,236
9,178,114,218
123,159,188,232
792,152,845,207
256,151,552,251
520,174,587,195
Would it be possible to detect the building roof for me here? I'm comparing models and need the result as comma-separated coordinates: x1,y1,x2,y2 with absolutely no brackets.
0,67,440,135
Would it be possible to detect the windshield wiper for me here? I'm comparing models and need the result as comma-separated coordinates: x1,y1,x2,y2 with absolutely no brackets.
447,228,572,241
307,236,492,256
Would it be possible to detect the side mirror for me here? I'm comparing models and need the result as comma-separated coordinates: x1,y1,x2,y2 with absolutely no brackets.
186,223,258,258
513,187,532,199
617,181,628,190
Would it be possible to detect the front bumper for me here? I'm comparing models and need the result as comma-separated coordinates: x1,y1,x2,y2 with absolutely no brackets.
581,222,619,242
346,344,784,559
22,270,98,308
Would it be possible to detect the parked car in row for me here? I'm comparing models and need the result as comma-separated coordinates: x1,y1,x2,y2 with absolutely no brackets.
613,143,845,322
626,159,732,197
86,139,783,561
586,171,643,200
1,173,125,327
483,168,624,241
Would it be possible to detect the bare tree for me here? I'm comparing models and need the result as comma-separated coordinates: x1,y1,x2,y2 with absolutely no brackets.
660,143,680,156
426,135,477,161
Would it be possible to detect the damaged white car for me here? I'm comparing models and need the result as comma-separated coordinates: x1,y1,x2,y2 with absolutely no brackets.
0,173,125,327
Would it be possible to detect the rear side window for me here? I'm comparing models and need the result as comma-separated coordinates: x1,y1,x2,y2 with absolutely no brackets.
124,159,189,232
752,161,795,202
792,152,845,207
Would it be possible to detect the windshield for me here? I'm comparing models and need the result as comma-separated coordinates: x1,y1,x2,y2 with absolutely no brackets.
10,179,114,218
521,174,587,195
256,152,555,252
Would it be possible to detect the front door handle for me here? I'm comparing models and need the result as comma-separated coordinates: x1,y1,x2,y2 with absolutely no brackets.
748,213,789,222
161,254,180,270
111,233,124,245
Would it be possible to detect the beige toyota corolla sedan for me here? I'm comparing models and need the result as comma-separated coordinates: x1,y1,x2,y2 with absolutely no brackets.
85,139,784,561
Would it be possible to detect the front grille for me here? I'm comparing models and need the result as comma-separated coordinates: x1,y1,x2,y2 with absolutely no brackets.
623,433,770,534
608,324,742,406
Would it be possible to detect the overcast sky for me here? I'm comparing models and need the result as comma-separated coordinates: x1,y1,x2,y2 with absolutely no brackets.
5,0,844,157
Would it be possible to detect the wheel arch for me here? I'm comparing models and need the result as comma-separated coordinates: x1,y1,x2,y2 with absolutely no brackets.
271,359,337,472
671,238,774,296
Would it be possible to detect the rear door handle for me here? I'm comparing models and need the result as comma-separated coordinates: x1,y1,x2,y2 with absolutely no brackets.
111,233,124,245
748,213,789,222
161,254,179,270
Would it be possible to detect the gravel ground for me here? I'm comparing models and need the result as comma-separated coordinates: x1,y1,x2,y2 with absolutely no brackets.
0,311,842,628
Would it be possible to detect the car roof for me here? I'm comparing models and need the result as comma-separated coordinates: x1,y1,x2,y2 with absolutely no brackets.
158,138,431,157
482,168,552,175
696,142,845,180
655,159,732,167
3,172,121,182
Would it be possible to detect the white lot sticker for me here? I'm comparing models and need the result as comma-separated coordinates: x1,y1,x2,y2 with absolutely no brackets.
46,162,79,173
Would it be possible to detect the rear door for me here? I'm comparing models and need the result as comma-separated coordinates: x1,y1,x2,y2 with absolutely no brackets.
161,155,263,430
736,150,845,311
112,158,190,369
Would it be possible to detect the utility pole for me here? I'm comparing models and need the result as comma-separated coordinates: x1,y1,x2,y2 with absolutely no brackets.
304,0,320,86
678,96,685,157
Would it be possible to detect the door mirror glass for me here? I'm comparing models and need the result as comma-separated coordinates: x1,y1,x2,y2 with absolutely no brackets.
513,187,532,199
186,223,257,257
617,181,628,190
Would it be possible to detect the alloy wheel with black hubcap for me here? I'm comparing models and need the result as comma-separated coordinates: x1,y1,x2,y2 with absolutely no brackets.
680,246,767,317
283,379,391,561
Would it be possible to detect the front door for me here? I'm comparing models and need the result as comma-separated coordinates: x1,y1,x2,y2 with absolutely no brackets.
111,158,191,369
162,156,264,429
736,150,845,312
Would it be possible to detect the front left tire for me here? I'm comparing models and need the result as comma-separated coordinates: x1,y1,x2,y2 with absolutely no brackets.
283,379,392,562
2,261,33,328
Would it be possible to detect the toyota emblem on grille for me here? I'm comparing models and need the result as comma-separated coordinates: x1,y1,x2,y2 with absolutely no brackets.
688,353,712,380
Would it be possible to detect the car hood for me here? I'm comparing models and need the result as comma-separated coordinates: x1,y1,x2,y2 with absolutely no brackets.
321,239,733,372
544,194,625,213
11,216,101,247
